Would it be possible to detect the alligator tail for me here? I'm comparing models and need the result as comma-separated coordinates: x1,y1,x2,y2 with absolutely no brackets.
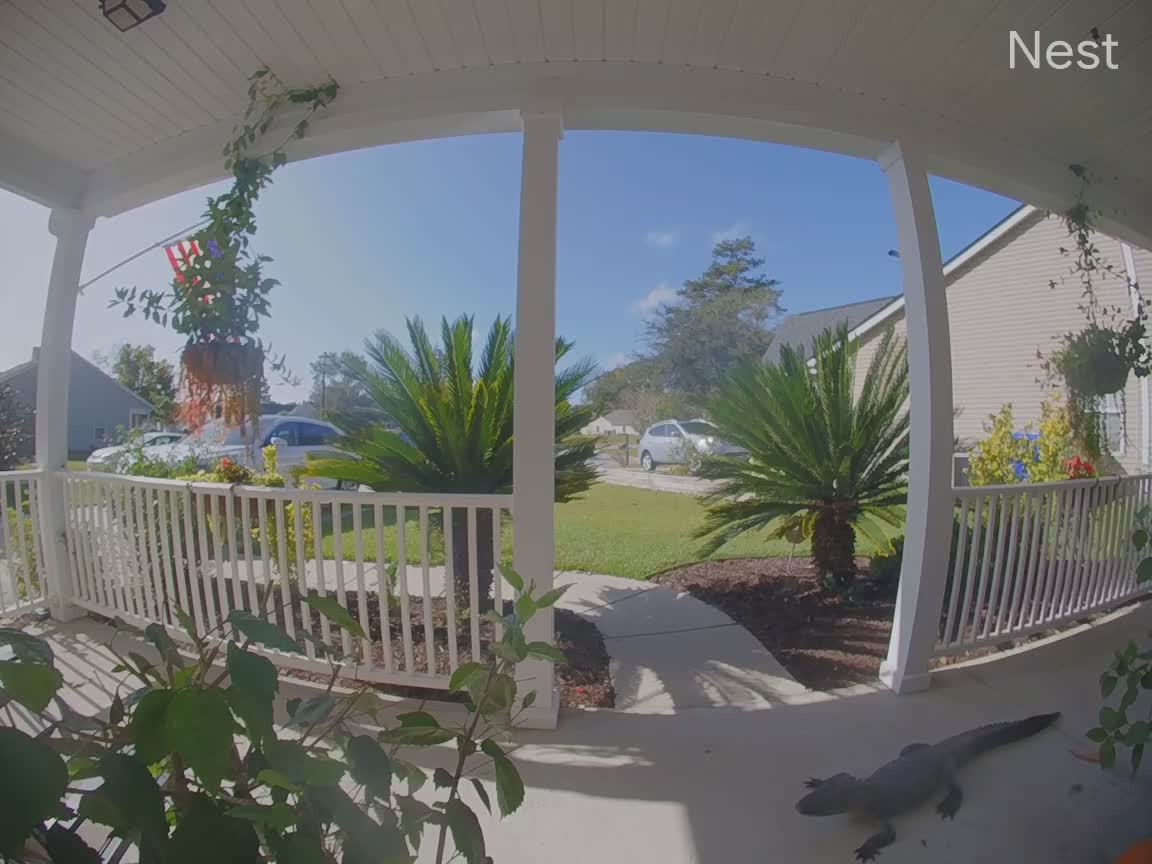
951,712,1061,763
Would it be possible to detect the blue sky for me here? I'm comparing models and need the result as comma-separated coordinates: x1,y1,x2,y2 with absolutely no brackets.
0,131,1019,400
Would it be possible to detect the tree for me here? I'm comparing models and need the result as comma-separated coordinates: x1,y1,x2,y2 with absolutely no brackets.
96,344,177,426
0,384,32,470
303,315,598,608
307,351,377,425
697,324,909,590
645,236,782,402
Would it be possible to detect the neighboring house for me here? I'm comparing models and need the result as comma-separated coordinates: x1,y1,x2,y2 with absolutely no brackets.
832,206,1151,473
763,296,898,365
0,349,155,457
582,409,640,436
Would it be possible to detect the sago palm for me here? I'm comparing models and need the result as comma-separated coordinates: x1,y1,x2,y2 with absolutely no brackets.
697,323,909,589
303,315,598,609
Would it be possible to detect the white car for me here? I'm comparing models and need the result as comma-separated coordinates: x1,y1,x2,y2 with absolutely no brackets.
86,430,186,470
636,418,746,472
140,415,346,487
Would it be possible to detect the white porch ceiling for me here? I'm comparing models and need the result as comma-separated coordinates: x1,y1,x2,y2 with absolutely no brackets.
0,0,1149,241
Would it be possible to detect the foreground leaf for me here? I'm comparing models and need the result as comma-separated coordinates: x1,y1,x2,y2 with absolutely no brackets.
449,661,484,692
0,728,67,854
130,689,173,765
226,643,277,745
170,795,260,864
265,739,347,787
289,694,336,728
0,628,53,664
226,611,302,653
443,799,486,863
526,641,568,664
378,725,456,746
346,735,392,799
99,754,168,857
0,659,63,712
226,803,297,829
165,688,235,789
44,823,102,864
306,786,408,862
303,593,365,638
481,738,525,816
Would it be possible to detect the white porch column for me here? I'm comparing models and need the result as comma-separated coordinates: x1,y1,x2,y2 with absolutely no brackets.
878,143,954,694
512,108,563,728
36,208,94,619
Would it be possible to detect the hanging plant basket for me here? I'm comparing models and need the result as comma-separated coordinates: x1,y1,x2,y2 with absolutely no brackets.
1055,326,1131,398
182,342,263,388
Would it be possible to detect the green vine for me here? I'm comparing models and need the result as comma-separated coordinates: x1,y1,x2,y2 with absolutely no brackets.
1043,165,1147,459
110,68,339,426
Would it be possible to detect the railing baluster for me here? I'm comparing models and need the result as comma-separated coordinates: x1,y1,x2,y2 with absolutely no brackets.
1031,487,1063,625
0,479,16,610
1098,481,1124,605
1080,482,1108,610
213,493,234,630
420,506,435,674
967,494,998,644
981,493,1011,639
311,495,331,649
60,478,82,604
26,479,45,605
467,506,481,660
956,494,986,647
195,492,219,629
443,506,459,671
274,498,295,641
1105,479,1133,603
374,503,393,671
1065,483,1095,615
351,501,370,666
124,484,147,617
1048,486,1079,620
10,479,33,605
331,502,352,657
491,507,504,640
940,497,968,649
226,492,241,623
144,487,167,622
165,487,191,623
256,496,274,625
180,487,205,636
988,491,1018,637
155,488,177,625
1006,492,1035,631
395,505,415,672
99,481,124,613
294,497,315,661
240,490,259,614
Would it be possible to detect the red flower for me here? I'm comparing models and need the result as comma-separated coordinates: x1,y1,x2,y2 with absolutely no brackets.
1064,455,1096,479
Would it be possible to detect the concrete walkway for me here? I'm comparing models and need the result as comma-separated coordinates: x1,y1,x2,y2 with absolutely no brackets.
592,456,720,496
556,571,807,711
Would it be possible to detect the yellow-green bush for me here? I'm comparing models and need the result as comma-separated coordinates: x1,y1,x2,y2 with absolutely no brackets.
967,396,1091,486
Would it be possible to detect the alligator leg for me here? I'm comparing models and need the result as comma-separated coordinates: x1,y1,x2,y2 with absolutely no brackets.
804,777,825,789
937,781,963,820
854,823,895,862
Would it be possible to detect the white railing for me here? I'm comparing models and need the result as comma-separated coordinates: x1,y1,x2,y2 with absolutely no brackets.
938,474,1152,656
0,469,51,616
61,471,513,689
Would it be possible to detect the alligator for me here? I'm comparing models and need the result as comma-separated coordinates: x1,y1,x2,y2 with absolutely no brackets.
795,712,1061,861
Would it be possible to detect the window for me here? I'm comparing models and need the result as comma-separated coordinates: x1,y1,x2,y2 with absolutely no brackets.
1097,392,1125,456
651,424,669,437
298,423,338,446
668,424,684,438
679,421,716,435
264,423,299,447
93,425,107,444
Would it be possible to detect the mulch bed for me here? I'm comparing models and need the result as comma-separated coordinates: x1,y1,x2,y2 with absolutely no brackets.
654,557,898,690
654,557,1123,691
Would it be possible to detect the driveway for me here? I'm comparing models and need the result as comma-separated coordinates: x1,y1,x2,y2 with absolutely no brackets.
593,455,720,496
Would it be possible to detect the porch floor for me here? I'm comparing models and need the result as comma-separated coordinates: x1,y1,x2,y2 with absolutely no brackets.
9,597,1152,862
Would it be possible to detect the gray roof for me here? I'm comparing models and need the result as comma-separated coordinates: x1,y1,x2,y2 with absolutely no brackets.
763,296,898,364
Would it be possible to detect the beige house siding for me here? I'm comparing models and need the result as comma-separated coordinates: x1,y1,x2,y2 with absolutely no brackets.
853,212,1146,474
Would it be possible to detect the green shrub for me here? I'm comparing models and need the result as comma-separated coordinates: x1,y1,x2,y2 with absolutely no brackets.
0,571,565,863
869,536,904,591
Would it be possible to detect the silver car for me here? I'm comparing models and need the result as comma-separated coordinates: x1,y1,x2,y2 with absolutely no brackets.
637,419,744,472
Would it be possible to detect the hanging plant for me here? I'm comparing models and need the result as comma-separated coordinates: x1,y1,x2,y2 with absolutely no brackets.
1041,164,1148,457
111,68,339,430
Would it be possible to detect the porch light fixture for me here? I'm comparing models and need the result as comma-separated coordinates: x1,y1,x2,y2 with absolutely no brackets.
99,0,166,32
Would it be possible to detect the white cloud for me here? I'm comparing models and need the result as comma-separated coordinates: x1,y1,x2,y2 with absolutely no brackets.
710,222,750,244
600,352,630,370
644,229,679,249
631,283,677,317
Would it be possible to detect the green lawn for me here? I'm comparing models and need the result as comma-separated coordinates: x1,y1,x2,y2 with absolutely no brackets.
319,483,903,581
